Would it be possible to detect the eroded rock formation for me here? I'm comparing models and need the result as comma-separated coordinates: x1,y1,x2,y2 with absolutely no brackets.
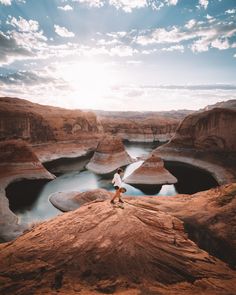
0,198,235,295
0,140,54,241
50,189,112,211
96,110,192,142
145,183,236,268
86,135,133,174
0,97,103,143
124,154,177,186
154,108,236,185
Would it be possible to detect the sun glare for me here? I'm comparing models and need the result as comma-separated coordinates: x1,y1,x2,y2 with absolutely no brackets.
60,61,115,101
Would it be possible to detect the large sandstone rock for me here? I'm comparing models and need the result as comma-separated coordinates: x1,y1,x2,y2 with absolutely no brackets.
0,140,54,242
86,135,133,174
142,183,236,268
169,108,236,151
0,199,235,295
50,189,112,211
124,154,177,186
0,97,103,143
154,108,236,185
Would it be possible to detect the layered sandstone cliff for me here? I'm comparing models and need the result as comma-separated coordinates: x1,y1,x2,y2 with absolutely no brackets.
86,135,133,174
0,97,103,143
154,108,236,185
0,140,54,241
124,154,177,185
0,197,236,295
96,110,191,142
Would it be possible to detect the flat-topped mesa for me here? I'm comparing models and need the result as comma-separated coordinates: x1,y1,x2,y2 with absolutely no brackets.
86,135,133,174
124,154,177,185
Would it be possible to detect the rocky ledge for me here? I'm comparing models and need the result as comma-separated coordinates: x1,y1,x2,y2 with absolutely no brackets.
0,196,236,295
124,154,177,186
0,140,54,242
86,135,133,174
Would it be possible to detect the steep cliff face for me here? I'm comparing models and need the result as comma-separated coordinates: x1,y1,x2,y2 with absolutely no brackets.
0,140,54,242
170,108,236,152
96,111,190,142
0,97,103,143
154,108,236,185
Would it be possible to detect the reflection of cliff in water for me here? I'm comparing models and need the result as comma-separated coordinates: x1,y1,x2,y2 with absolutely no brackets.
6,180,49,212
165,161,218,194
128,184,162,195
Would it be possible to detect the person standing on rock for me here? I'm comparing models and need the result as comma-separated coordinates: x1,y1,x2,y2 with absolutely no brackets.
112,168,123,190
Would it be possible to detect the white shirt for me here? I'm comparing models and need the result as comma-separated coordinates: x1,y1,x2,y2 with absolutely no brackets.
112,173,122,187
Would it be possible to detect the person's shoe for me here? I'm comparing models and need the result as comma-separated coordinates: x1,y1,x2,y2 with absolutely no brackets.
110,200,115,204
119,199,124,203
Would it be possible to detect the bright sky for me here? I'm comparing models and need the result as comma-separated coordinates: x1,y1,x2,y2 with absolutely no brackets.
0,0,236,111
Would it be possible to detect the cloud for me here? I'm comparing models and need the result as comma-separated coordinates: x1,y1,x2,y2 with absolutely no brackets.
185,19,196,29
199,0,208,10
54,25,75,38
109,0,147,13
71,0,178,12
134,18,236,54
72,0,104,8
7,16,39,32
225,9,236,14
211,38,229,50
58,5,73,11
165,0,178,5
0,0,11,5
0,31,33,64
162,44,184,52
0,70,60,85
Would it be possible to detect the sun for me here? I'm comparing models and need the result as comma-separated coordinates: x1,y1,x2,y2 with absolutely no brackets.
59,60,115,101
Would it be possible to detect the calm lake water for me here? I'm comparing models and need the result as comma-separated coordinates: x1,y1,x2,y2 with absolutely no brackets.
6,142,218,224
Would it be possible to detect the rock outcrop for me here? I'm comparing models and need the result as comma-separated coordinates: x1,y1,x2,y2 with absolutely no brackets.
0,140,54,242
154,108,236,185
86,135,133,174
50,189,112,211
96,110,192,142
144,183,236,268
169,108,236,152
0,97,103,143
0,198,236,295
124,154,177,186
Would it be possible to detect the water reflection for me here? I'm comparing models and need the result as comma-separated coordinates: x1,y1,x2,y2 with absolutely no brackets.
6,142,217,224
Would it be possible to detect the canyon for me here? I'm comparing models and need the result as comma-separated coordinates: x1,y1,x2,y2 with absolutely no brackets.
0,97,236,294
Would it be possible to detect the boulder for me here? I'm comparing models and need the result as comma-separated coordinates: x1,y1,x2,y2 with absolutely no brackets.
50,189,112,211
86,135,133,174
0,199,235,295
124,154,177,186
